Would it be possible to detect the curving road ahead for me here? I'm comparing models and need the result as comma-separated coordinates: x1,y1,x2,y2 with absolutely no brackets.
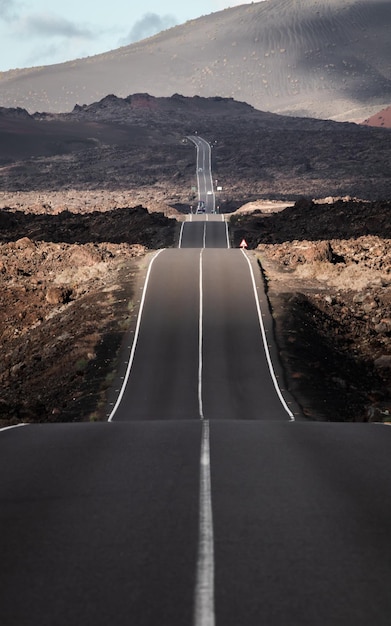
187,135,215,213
2,143,391,626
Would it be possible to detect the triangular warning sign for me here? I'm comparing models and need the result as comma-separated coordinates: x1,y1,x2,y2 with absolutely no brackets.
239,239,248,249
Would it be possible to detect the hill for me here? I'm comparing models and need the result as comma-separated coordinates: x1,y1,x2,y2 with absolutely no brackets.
0,0,390,121
1,93,390,203
0,92,391,425
362,104,391,127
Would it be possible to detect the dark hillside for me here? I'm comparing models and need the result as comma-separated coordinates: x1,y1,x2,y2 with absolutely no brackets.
0,94,390,201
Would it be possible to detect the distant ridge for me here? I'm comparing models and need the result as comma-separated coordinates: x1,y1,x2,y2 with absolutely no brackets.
1,93,390,200
362,104,391,127
0,0,390,121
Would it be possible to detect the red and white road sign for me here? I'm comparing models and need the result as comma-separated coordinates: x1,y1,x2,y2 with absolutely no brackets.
239,239,248,249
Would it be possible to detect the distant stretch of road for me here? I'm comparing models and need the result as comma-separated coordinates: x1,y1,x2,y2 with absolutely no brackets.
2,139,391,626
187,135,215,213
179,213,229,249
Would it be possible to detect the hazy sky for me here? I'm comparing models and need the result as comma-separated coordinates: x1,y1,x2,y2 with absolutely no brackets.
0,0,249,72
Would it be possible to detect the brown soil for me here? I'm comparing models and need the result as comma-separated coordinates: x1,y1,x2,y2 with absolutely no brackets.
2,195,390,427
1,94,391,426
0,204,177,428
231,199,391,423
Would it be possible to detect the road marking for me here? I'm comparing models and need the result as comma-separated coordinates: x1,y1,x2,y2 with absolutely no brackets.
0,423,27,434
179,222,185,248
225,221,230,249
203,223,207,249
107,249,165,422
194,248,215,626
240,249,295,420
194,420,215,626
198,249,205,419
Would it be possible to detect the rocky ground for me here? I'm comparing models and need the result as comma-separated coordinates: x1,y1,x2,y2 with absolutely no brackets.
0,204,177,427
1,95,391,203
1,194,390,427
1,95,390,426
232,198,391,422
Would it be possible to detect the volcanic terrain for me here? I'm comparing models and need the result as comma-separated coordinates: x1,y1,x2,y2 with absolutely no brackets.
1,0,391,427
0,92,391,426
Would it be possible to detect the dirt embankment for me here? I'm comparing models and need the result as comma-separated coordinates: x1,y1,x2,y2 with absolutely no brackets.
231,198,391,422
0,204,177,427
2,194,391,426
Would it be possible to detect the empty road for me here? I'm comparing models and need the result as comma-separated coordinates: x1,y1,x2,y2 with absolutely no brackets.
187,136,215,213
1,158,391,625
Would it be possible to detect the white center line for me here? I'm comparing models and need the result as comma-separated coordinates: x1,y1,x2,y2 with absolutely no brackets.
194,420,215,626
194,248,215,626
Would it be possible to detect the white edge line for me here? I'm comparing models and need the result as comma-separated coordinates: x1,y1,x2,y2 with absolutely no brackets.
241,249,295,421
0,423,28,433
108,249,165,422
179,222,185,249
194,419,215,626
203,223,207,249
225,221,230,249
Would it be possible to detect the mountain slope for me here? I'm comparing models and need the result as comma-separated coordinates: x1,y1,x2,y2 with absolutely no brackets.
1,94,390,201
0,0,390,120
362,105,391,127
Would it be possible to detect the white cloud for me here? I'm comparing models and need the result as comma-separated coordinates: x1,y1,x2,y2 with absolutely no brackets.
119,12,177,45
0,0,17,21
17,12,95,39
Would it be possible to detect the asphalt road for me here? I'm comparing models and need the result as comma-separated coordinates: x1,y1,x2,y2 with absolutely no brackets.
0,421,201,626
2,420,391,625
211,421,391,626
187,136,215,213
2,182,391,622
180,214,229,249
109,217,293,422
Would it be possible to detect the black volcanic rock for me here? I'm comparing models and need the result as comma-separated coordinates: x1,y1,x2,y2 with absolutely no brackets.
0,93,390,200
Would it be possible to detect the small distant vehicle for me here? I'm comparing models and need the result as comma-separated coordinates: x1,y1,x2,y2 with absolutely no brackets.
198,167,203,172
196,200,205,214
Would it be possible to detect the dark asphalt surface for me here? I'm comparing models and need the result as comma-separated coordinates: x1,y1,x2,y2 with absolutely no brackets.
112,248,201,420
202,248,291,420
1,216,391,625
211,422,391,626
0,422,201,626
180,216,229,249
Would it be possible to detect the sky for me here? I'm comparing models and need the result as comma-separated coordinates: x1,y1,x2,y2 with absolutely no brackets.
0,0,249,72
